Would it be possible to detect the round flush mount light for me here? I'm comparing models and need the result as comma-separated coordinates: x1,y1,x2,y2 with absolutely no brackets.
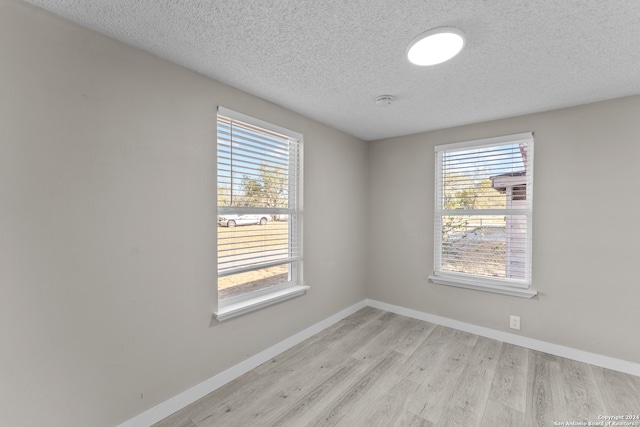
407,27,465,66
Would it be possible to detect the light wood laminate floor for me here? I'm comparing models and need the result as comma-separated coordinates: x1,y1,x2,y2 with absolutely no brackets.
154,307,640,427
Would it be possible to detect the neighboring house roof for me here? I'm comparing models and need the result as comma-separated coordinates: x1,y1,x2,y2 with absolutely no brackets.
490,171,526,193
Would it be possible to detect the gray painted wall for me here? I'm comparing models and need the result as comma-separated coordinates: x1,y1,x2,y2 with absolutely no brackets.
3,0,640,425
0,1,367,425
367,95,640,365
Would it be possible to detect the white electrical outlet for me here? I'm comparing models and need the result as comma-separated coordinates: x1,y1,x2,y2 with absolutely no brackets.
510,315,521,330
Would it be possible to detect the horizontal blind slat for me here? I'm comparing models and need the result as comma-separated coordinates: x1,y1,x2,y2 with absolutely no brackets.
435,135,532,285
217,112,301,279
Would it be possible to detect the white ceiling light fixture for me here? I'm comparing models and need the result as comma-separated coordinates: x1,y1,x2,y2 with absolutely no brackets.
407,27,465,66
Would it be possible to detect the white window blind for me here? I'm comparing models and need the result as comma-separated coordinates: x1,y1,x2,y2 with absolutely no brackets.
432,132,534,294
217,108,301,284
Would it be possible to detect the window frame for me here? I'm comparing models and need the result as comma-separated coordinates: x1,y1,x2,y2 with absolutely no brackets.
214,107,308,321
429,132,537,298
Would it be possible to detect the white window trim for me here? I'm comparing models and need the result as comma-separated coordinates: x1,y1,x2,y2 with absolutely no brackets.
429,275,537,298
214,284,310,321
214,107,306,320
430,132,537,299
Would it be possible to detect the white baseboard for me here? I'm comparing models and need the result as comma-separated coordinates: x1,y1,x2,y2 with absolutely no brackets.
365,298,640,377
119,298,640,427
116,300,368,427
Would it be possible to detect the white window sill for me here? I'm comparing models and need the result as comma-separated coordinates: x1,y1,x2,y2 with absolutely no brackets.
213,285,310,321
429,275,537,299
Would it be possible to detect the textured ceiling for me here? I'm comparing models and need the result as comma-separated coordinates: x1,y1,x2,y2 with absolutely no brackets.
23,0,640,141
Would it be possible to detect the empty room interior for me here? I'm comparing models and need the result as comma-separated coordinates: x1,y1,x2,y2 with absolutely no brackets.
3,0,640,426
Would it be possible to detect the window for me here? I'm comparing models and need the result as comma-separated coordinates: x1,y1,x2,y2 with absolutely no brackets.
430,132,536,298
214,107,307,320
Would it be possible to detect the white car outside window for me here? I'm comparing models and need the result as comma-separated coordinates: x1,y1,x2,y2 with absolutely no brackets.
218,214,270,227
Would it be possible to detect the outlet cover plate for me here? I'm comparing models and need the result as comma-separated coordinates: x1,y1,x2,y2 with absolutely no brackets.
510,315,521,330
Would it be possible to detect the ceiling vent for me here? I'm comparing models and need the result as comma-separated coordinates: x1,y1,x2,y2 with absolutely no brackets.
375,95,395,106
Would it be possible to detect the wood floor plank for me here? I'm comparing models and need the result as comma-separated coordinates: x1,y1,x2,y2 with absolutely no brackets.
389,317,437,356
395,326,476,384
405,330,479,423
187,343,358,426
591,365,640,414
524,351,558,427
151,309,640,427
253,307,384,376
355,376,422,427
487,343,528,413
557,358,607,421
395,411,435,427
435,336,502,427
351,314,433,364
480,400,525,427
629,368,640,396
183,309,391,426
151,370,259,427
269,357,366,427
524,351,547,427
186,370,286,426
332,366,413,426
192,344,368,426
152,411,197,427
547,353,569,423
306,350,404,427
